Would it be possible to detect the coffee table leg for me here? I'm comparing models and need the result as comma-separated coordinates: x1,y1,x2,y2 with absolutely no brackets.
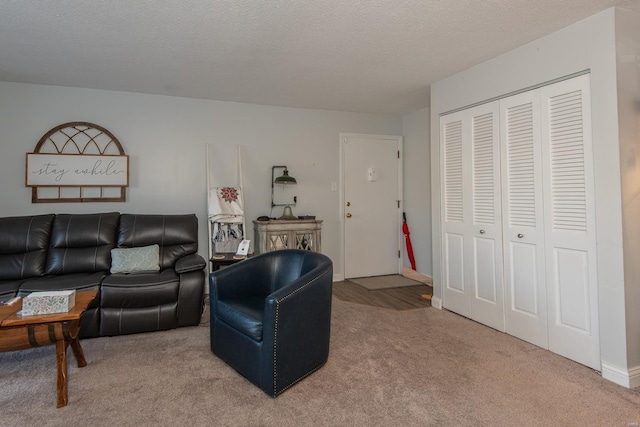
70,337,87,368
56,340,68,408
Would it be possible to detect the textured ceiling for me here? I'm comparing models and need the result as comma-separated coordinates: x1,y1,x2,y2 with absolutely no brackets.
1,0,639,115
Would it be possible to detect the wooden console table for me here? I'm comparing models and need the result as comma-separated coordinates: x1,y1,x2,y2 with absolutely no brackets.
0,290,99,407
253,219,322,254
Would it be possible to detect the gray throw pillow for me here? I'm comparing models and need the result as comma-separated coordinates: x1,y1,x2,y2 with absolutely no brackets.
110,244,160,274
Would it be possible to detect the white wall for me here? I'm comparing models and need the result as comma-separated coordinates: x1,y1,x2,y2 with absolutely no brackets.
615,7,640,374
430,7,639,386
0,82,402,277
402,107,432,277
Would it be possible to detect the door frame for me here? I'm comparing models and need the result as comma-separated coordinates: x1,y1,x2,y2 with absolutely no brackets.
339,133,403,281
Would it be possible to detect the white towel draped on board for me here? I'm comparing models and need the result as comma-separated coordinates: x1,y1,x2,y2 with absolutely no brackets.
209,187,245,244
208,187,244,224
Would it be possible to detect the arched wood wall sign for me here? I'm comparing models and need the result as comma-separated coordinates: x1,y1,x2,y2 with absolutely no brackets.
26,122,129,203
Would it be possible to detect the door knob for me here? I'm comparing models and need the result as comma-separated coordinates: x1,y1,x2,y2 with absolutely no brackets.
479,229,485,234
517,233,524,238
346,202,351,206
346,213,352,218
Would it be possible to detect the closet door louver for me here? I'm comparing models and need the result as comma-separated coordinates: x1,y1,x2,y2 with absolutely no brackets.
541,74,599,370
473,112,496,225
504,102,537,228
548,89,587,232
444,120,464,223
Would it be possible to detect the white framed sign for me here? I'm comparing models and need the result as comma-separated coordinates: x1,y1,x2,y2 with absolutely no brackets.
26,153,129,187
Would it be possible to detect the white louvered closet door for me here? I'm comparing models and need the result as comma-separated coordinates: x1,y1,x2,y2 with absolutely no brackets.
441,103,505,331
439,74,598,369
540,75,599,370
500,91,549,349
469,102,505,331
441,110,472,317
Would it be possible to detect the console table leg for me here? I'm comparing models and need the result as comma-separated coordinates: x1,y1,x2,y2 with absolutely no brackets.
56,340,68,408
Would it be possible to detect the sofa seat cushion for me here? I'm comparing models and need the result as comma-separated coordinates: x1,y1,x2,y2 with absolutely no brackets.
17,272,105,295
216,297,264,341
100,303,178,336
101,269,179,308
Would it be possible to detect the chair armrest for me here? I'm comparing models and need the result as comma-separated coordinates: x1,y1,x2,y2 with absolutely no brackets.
265,266,332,313
175,254,206,273
260,266,332,392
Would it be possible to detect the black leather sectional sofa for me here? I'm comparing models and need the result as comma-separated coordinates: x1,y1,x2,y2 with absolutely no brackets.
0,212,206,338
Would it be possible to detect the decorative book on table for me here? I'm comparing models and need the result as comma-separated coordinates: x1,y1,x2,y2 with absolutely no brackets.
21,290,76,315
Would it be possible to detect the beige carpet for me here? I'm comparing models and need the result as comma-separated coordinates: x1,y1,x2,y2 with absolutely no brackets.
348,274,423,290
2,298,640,426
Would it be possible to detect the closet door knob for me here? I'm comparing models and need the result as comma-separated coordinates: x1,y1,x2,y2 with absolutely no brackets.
517,233,524,238
479,229,485,234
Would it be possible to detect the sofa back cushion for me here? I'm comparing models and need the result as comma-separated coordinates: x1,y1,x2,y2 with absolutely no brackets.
117,214,198,269
0,214,54,280
45,212,120,275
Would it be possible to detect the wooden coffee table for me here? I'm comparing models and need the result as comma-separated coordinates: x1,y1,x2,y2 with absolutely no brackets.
0,290,98,407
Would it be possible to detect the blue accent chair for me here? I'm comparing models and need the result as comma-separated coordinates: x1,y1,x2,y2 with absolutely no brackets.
209,249,333,397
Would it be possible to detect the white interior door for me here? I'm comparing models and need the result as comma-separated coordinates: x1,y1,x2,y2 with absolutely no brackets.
500,91,549,349
540,75,600,370
342,134,402,279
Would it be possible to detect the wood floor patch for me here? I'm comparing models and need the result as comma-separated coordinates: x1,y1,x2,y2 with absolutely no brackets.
332,280,432,310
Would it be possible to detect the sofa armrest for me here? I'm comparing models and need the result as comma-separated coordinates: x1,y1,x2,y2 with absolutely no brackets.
177,269,205,327
175,254,206,274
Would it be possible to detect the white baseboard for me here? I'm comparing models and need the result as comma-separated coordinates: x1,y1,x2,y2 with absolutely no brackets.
431,296,442,309
630,366,640,388
601,362,640,388
333,273,344,282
